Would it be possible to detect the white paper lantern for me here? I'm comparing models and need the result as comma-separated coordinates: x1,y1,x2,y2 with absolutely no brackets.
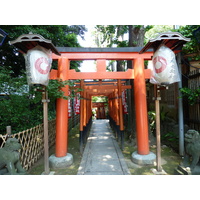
24,45,52,86
149,45,180,85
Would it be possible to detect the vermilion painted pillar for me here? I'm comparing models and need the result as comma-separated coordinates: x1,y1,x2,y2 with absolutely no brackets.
114,89,119,126
134,58,149,155
79,80,84,132
117,79,124,131
56,57,69,157
83,90,87,127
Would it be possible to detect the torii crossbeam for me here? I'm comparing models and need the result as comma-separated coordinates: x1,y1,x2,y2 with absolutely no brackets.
50,47,154,161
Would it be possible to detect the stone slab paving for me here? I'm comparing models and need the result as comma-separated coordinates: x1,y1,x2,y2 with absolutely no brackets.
77,119,131,175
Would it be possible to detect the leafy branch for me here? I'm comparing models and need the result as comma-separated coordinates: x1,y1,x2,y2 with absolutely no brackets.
180,87,200,105
47,79,83,100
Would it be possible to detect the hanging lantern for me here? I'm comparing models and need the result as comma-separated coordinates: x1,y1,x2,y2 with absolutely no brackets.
149,45,181,85
24,45,52,86
10,33,60,86
140,32,190,85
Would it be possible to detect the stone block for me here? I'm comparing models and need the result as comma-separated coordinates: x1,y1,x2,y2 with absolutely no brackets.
49,153,73,169
131,151,156,165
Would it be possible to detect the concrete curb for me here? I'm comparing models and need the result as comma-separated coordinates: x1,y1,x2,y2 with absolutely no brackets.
106,123,131,175
77,133,93,175
112,137,131,175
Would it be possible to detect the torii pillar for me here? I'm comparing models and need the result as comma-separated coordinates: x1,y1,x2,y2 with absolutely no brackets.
131,57,156,165
49,57,73,169
49,48,156,167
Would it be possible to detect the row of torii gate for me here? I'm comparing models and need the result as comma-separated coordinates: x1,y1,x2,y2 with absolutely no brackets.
10,31,190,171
50,47,153,157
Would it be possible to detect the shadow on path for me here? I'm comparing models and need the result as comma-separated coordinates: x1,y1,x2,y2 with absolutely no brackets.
77,119,131,175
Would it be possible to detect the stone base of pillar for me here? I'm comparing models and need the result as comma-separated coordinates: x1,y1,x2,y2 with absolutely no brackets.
41,171,55,175
49,153,73,169
131,151,156,165
151,168,167,175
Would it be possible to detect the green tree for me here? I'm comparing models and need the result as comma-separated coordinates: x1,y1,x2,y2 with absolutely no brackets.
92,96,107,102
94,25,154,140
0,25,87,76
95,25,153,48
0,25,87,134
95,25,153,71
178,25,200,55
145,25,174,42
0,69,43,133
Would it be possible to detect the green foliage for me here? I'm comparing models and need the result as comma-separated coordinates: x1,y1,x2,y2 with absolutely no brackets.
160,106,170,122
0,85,43,134
0,25,86,134
0,25,87,76
0,69,42,133
180,87,200,105
114,40,128,47
162,131,178,142
178,25,200,55
148,107,171,134
47,79,83,101
0,68,27,95
95,25,153,48
145,25,174,43
47,79,70,100
144,25,154,33
95,25,130,47
148,110,156,133
92,96,107,102
95,25,118,46
95,25,154,71
0,78,82,134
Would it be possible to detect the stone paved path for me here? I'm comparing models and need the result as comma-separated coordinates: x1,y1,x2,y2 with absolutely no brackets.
77,119,131,175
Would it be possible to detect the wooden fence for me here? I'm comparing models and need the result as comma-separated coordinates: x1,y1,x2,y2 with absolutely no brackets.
186,68,200,131
0,114,80,171
147,82,179,123
147,63,200,134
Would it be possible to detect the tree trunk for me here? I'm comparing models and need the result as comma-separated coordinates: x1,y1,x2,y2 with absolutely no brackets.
126,25,146,141
131,25,145,47
116,61,124,71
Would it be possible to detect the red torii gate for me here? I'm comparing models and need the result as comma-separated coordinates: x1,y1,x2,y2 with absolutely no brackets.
50,47,153,160
76,79,132,152
10,32,191,171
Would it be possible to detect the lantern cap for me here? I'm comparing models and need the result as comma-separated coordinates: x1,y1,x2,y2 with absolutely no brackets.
139,32,191,54
9,33,60,55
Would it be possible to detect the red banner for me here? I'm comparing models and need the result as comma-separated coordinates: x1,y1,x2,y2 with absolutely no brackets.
122,90,128,114
68,90,71,118
74,93,80,115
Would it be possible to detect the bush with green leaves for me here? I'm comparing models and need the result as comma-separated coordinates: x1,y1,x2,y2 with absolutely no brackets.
178,25,200,55
180,87,200,105
0,71,43,133
0,25,86,134
0,69,81,134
